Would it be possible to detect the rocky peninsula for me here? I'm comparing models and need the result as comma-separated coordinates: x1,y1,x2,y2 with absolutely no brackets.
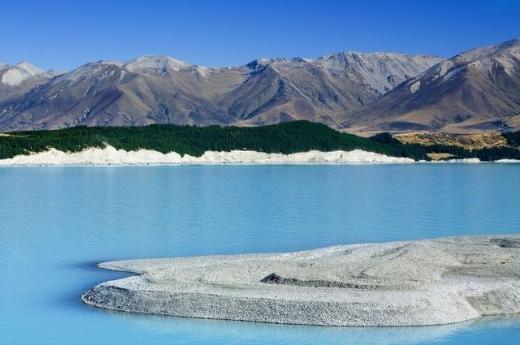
82,235,520,327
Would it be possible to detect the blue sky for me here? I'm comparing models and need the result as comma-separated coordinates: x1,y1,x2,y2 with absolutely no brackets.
1,0,518,70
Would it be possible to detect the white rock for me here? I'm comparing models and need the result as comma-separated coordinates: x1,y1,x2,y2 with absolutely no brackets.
495,159,520,163
0,146,415,166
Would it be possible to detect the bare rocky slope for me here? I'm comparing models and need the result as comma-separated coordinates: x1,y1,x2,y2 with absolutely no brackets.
0,53,441,131
343,39,520,134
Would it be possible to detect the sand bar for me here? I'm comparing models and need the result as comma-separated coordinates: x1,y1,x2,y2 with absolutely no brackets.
82,235,520,326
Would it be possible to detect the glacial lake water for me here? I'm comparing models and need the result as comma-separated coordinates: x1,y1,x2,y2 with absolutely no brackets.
1,164,520,345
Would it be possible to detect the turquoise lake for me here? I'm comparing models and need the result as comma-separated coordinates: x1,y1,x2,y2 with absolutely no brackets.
1,165,520,344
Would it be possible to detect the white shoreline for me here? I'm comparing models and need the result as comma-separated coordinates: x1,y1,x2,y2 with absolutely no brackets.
0,146,415,166
82,235,520,327
0,145,519,166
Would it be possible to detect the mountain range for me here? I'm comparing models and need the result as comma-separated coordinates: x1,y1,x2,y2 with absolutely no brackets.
344,39,520,134
1,38,519,133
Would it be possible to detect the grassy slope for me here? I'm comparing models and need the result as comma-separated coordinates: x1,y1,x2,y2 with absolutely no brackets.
371,132,520,161
0,121,518,161
394,133,508,150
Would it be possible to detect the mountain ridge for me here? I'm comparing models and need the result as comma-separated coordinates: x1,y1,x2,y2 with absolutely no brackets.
1,39,519,133
342,38,520,133
0,51,442,131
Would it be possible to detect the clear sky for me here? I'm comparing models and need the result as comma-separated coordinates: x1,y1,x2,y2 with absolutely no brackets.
1,0,519,70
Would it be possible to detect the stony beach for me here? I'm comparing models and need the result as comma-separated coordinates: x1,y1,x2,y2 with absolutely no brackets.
82,235,520,327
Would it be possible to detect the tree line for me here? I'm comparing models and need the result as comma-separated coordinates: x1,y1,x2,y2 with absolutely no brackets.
0,121,519,161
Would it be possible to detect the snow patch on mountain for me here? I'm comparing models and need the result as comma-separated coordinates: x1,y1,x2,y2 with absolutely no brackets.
125,56,192,72
0,62,46,86
409,80,421,93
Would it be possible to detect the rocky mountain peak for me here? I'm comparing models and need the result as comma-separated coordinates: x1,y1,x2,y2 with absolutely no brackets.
125,55,192,72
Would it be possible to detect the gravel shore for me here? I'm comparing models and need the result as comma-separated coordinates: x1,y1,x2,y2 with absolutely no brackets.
82,235,520,326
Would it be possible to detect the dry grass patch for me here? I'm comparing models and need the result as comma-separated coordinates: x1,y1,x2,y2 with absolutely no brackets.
427,153,455,161
395,132,508,150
